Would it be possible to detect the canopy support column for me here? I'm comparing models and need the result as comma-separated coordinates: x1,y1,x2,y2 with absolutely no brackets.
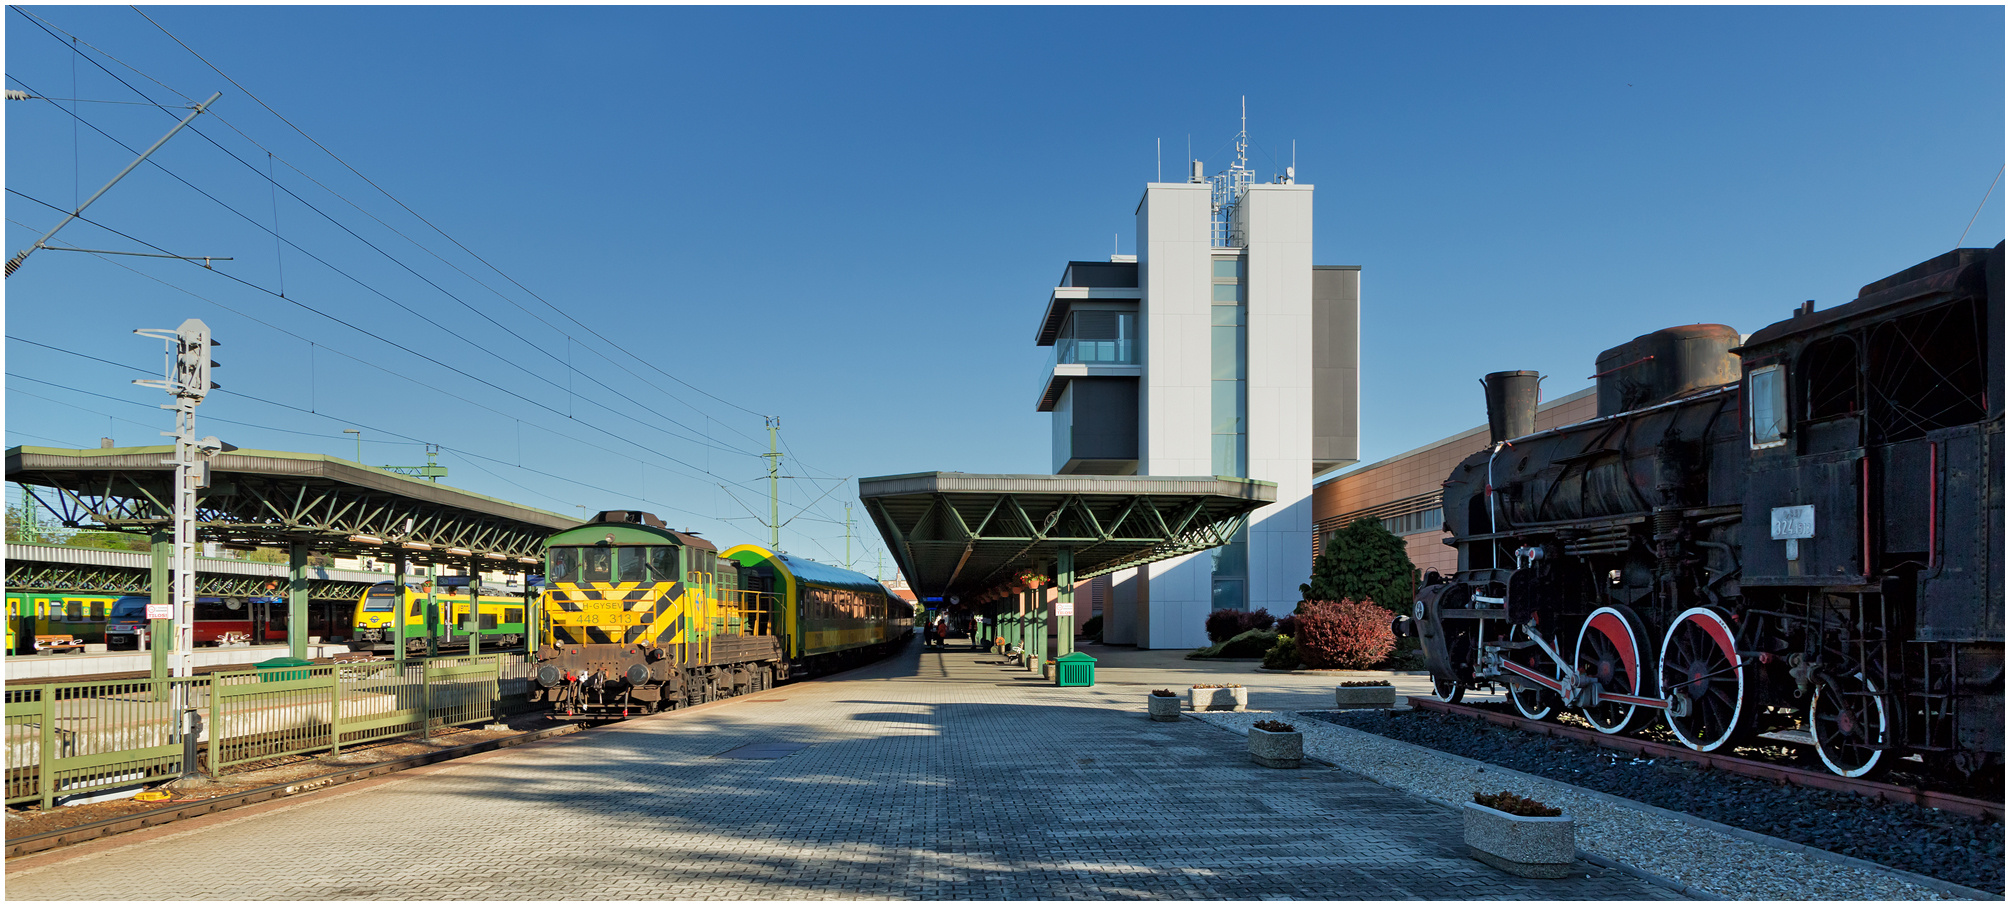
393,556,408,674
288,542,309,661
1056,549,1075,660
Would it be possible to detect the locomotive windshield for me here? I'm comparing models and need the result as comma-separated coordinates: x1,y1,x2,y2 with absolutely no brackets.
548,544,682,584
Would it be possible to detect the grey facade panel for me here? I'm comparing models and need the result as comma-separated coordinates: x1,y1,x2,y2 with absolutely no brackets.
1312,266,1361,471
1069,378,1140,463
1062,261,1140,288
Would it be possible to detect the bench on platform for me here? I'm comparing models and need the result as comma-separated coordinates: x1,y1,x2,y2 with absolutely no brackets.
33,634,84,654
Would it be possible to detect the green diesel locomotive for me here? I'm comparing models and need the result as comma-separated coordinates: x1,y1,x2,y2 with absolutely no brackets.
530,510,913,716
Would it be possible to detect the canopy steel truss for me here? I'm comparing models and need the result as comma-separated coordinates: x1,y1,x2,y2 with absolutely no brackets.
7,446,575,565
5,560,371,598
859,473,1275,604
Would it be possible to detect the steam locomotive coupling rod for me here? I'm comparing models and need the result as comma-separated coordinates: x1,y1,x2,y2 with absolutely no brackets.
1480,626,1706,719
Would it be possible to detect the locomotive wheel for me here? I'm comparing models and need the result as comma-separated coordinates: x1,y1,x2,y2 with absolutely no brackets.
1431,673,1465,704
1507,624,1560,721
1574,606,1648,734
1659,607,1750,752
1811,675,1889,779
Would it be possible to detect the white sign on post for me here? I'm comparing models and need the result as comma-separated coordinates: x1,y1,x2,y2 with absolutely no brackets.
1770,505,1815,540
1055,602,1074,617
147,603,173,620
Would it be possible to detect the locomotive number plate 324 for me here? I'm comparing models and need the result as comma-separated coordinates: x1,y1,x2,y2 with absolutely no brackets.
1770,505,1815,540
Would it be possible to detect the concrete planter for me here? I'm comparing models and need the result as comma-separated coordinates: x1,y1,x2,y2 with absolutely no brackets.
1189,686,1247,711
1247,726,1302,768
1462,802,1576,879
1333,685,1397,709
1147,694,1182,722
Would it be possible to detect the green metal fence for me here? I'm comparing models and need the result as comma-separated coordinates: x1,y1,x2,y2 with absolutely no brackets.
6,653,531,809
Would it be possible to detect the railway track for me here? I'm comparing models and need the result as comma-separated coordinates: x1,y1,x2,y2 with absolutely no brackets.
1406,696,2004,822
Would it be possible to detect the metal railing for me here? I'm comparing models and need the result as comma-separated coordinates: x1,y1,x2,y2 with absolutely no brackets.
5,652,532,809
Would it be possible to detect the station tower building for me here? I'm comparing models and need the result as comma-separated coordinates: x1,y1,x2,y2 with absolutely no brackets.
1033,120,1360,649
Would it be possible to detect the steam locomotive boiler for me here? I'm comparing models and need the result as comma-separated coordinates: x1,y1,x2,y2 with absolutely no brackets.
1414,244,2003,780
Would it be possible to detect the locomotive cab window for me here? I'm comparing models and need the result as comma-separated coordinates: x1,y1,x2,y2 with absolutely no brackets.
1747,364,1787,448
548,548,576,583
647,547,678,584
581,546,612,582
618,547,647,583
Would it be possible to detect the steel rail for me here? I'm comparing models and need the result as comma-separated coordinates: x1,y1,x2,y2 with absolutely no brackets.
1407,696,2003,822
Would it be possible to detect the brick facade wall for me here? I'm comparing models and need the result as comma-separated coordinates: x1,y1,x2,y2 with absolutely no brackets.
1311,388,1599,578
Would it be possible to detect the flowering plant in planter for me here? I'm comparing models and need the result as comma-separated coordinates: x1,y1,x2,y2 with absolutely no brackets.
1463,790,1574,878
1247,719,1303,768
1188,683,1248,711
1333,679,1399,709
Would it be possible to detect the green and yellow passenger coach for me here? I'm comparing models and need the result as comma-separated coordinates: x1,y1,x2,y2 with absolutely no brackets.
528,510,911,717
348,581,530,655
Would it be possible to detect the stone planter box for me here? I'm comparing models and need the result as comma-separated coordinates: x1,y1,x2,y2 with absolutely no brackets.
1247,726,1302,768
1333,685,1397,709
1147,694,1181,722
1462,801,1576,879
1189,686,1247,711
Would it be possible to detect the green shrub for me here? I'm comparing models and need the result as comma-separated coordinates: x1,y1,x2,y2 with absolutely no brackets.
1263,635,1301,670
1080,615,1103,639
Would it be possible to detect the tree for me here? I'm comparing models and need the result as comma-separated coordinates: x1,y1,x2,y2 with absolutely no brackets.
1300,517,1415,613
5,501,56,544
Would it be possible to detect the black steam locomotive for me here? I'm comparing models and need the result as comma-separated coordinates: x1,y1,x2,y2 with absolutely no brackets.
1414,244,2003,781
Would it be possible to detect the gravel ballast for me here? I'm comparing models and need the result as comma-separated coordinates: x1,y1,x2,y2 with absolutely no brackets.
1300,708,2003,895
1189,709,1978,900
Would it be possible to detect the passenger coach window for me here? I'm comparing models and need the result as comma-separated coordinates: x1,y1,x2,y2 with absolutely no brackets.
1748,365,1786,448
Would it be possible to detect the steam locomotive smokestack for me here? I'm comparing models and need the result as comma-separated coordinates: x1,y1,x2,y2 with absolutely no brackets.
1484,371,1541,444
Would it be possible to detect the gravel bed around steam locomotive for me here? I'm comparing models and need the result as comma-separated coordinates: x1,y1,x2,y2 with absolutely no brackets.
1300,708,2004,894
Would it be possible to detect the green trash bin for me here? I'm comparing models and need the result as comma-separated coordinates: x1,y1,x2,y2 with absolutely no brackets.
1055,651,1096,687
255,656,314,682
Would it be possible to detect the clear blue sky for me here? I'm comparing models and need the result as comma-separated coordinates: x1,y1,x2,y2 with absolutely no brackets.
6,5,2003,575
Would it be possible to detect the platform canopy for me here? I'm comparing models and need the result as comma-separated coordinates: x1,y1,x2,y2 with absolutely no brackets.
6,445,577,566
858,472,1275,605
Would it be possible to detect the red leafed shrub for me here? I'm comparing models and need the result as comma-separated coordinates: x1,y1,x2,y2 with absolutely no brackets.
1273,614,1300,638
1295,599,1395,669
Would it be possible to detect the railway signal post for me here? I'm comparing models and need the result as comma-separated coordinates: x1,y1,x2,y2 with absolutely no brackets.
135,318,223,784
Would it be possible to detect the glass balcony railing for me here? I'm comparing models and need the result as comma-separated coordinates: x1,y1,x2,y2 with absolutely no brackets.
1037,337,1138,403
1057,337,1136,366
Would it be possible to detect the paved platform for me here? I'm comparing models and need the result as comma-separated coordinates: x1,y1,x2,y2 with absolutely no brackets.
5,642,1672,900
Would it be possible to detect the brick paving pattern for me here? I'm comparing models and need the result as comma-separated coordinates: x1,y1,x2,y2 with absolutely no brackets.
5,644,1677,900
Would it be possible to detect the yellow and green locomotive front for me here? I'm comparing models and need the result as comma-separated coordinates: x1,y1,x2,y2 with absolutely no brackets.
531,511,721,713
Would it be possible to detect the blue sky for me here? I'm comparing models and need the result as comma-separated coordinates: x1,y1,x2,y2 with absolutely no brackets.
5,5,2003,574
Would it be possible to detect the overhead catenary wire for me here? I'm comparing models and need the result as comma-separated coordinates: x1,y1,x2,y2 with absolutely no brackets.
7,186,757,491
13,5,801,465
125,5,774,425
3,34,763,461
6,11,859,553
